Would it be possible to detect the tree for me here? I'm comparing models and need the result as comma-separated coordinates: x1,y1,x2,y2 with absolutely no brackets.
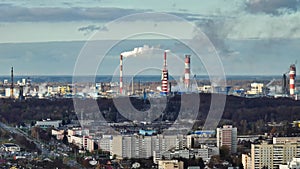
31,121,35,127
239,162,244,169
219,145,230,161
198,158,205,169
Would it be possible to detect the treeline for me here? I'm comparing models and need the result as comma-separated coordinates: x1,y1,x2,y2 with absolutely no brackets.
0,94,300,135
0,98,75,125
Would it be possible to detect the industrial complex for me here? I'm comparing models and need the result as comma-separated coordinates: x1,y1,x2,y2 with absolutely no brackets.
0,52,298,101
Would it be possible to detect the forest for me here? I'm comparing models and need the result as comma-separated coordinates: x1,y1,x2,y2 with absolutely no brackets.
0,94,299,135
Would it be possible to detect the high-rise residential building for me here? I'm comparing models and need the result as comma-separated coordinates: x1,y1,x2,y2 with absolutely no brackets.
249,138,300,169
216,125,237,153
99,134,186,159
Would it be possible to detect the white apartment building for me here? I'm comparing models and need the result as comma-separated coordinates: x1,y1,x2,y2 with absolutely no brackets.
249,140,300,169
98,134,186,159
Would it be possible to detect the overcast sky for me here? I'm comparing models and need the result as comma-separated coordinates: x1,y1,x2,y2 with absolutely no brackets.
0,0,300,75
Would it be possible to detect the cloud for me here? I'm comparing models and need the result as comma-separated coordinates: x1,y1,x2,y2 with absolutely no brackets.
78,25,108,35
228,12,300,39
0,3,206,23
195,17,237,57
0,4,149,22
245,0,300,15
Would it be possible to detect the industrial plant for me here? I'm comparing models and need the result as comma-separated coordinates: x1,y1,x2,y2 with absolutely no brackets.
0,51,298,101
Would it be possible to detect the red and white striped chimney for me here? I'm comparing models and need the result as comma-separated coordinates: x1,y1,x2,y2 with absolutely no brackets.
161,51,168,95
290,64,296,96
120,55,123,94
184,55,191,90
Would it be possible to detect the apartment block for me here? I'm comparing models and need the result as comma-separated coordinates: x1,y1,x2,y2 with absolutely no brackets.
216,125,237,153
250,139,300,169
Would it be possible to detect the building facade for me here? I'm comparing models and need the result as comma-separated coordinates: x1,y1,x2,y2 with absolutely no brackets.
99,134,186,159
216,125,237,154
250,140,300,169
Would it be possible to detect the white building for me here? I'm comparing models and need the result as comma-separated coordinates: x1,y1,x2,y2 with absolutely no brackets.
279,158,300,169
194,145,219,162
216,125,237,154
99,135,112,152
250,140,300,169
1,143,20,152
287,158,300,169
51,129,64,140
35,120,62,128
4,88,19,98
197,85,212,93
247,83,264,95
273,137,300,144
242,154,252,169
158,160,184,169
68,135,95,152
100,134,186,159
68,128,89,136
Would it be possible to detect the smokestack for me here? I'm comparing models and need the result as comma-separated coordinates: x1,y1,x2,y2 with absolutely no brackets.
131,77,134,95
161,51,169,95
19,85,24,101
120,55,123,94
10,67,14,98
184,55,191,91
282,74,287,94
164,51,167,70
289,64,296,96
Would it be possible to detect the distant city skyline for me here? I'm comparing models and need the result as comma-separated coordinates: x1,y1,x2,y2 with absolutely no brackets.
0,0,300,75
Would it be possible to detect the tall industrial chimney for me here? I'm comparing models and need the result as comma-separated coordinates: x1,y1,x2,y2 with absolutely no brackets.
10,67,14,98
184,55,191,91
282,74,287,94
19,86,24,101
289,64,296,96
161,51,169,95
120,55,123,94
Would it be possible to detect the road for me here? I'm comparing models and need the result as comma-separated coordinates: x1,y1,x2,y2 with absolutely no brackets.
0,122,83,168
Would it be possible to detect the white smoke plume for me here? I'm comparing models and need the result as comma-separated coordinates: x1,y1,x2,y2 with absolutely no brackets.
38,83,48,94
121,45,164,57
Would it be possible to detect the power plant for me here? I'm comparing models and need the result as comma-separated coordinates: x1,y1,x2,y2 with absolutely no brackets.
161,51,169,95
1,57,298,101
112,49,299,100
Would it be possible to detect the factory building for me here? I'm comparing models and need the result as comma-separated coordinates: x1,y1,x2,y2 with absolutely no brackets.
247,83,264,95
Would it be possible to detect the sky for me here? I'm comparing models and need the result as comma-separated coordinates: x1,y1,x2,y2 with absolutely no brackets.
0,0,300,76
